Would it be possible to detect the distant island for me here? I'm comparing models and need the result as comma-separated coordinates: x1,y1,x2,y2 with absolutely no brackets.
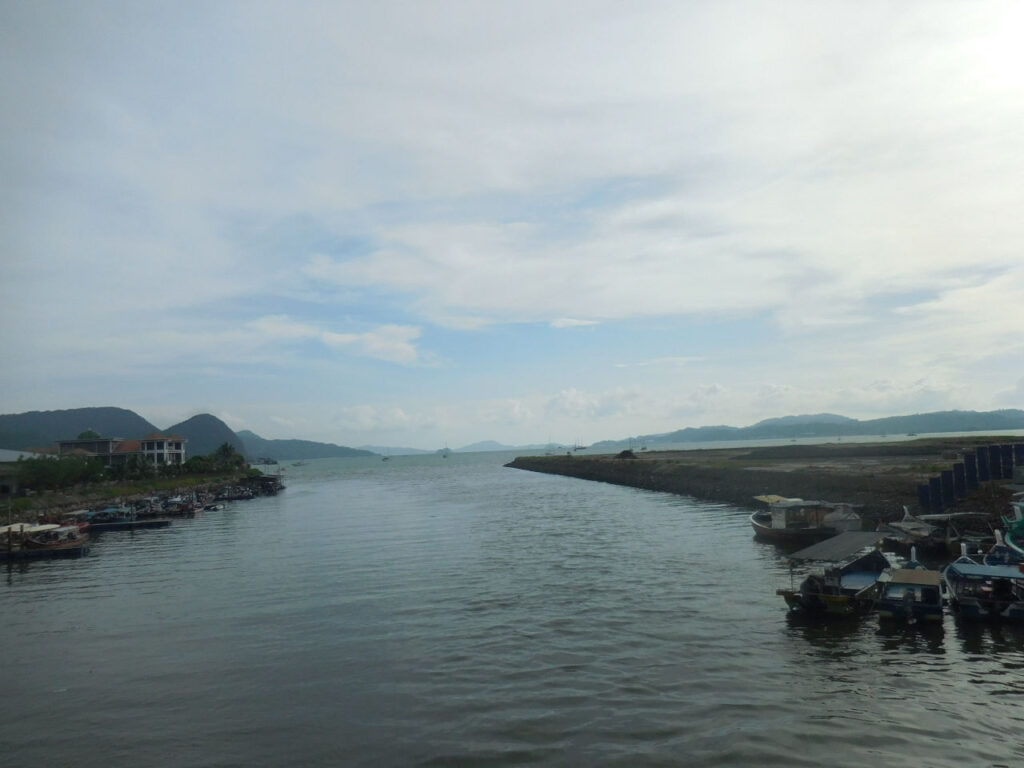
590,409,1024,450
1,406,1022,461
0,407,374,461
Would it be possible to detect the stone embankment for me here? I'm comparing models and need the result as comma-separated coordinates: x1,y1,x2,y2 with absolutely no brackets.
506,437,1020,522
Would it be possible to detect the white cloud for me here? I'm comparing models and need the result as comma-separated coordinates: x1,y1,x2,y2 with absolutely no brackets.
4,2,1023,446
551,318,599,329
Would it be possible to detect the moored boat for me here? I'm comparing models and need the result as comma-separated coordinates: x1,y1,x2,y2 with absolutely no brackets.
942,553,1024,622
751,495,862,544
874,567,944,623
1,523,90,559
777,534,890,618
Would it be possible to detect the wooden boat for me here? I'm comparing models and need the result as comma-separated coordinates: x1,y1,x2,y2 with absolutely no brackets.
877,507,948,556
777,536,890,618
751,495,862,544
942,553,1024,622
944,513,996,557
1,523,90,559
874,567,944,623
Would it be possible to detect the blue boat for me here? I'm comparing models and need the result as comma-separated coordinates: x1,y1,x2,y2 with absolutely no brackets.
69,507,172,532
942,556,1024,622
874,567,944,623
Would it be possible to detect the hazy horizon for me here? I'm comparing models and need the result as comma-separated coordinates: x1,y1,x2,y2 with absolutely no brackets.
3,1,1022,449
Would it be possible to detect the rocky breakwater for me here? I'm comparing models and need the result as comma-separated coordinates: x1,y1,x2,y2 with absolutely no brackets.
505,438,1019,523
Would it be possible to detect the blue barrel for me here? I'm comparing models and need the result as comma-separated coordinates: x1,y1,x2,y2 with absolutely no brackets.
989,445,1004,480
917,484,931,511
929,476,943,512
1014,443,1024,465
953,462,967,498
964,453,978,490
940,470,955,506
977,446,991,481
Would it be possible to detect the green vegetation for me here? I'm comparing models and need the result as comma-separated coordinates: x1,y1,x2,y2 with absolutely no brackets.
16,454,105,490
16,443,249,491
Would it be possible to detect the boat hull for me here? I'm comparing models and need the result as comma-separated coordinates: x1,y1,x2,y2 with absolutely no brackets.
750,514,836,544
1,544,89,560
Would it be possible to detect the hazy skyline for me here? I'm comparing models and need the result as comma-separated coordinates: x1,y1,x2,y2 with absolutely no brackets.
3,1,1023,450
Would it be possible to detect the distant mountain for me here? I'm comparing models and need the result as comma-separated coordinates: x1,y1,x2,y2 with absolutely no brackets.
165,414,246,458
358,445,432,456
0,407,159,451
752,413,856,427
592,409,1024,449
237,430,375,460
457,440,518,452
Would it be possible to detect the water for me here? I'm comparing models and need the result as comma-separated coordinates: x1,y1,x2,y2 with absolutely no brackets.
2,452,1023,766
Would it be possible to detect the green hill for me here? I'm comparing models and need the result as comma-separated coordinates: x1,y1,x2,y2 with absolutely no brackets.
165,414,246,458
237,430,375,460
0,407,159,451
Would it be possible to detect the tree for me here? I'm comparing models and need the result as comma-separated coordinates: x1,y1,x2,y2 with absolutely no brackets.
77,429,102,439
212,443,246,472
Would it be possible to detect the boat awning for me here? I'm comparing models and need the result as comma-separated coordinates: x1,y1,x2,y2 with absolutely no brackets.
788,531,886,562
885,569,942,586
947,562,1024,580
754,494,803,505
0,523,60,534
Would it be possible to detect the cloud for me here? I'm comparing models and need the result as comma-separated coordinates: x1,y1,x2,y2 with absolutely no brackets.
3,2,1023,446
245,316,424,365
322,324,423,365
615,356,703,369
551,318,599,328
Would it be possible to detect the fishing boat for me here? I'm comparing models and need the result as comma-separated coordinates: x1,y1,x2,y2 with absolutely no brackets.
68,506,172,532
877,507,948,556
944,513,996,557
751,496,862,544
0,523,90,559
776,532,890,617
1003,494,1024,558
942,549,1024,622
874,567,944,623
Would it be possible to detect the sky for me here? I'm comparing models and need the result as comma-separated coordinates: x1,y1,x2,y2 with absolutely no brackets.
2,1,1023,450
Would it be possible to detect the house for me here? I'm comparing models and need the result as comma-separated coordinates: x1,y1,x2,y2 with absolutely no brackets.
57,434,187,467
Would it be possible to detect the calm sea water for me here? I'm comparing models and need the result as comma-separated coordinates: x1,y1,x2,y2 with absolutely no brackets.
2,452,1022,767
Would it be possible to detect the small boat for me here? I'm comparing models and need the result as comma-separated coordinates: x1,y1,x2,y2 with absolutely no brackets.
69,507,172,532
0,523,90,559
942,549,1024,622
751,495,862,544
877,507,948,556
1002,495,1024,558
944,513,996,556
982,530,1024,567
874,567,944,623
777,546,890,617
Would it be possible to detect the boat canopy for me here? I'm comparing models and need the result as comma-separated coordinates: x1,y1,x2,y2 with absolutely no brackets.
946,562,1024,580
754,494,804,505
0,523,60,534
885,569,942,586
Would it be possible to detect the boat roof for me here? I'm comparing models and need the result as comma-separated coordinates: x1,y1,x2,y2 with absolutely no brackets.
788,531,886,562
0,523,61,534
886,569,942,586
946,561,1024,580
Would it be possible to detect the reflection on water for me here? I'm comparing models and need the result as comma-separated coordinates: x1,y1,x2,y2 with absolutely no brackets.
1,452,1023,767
